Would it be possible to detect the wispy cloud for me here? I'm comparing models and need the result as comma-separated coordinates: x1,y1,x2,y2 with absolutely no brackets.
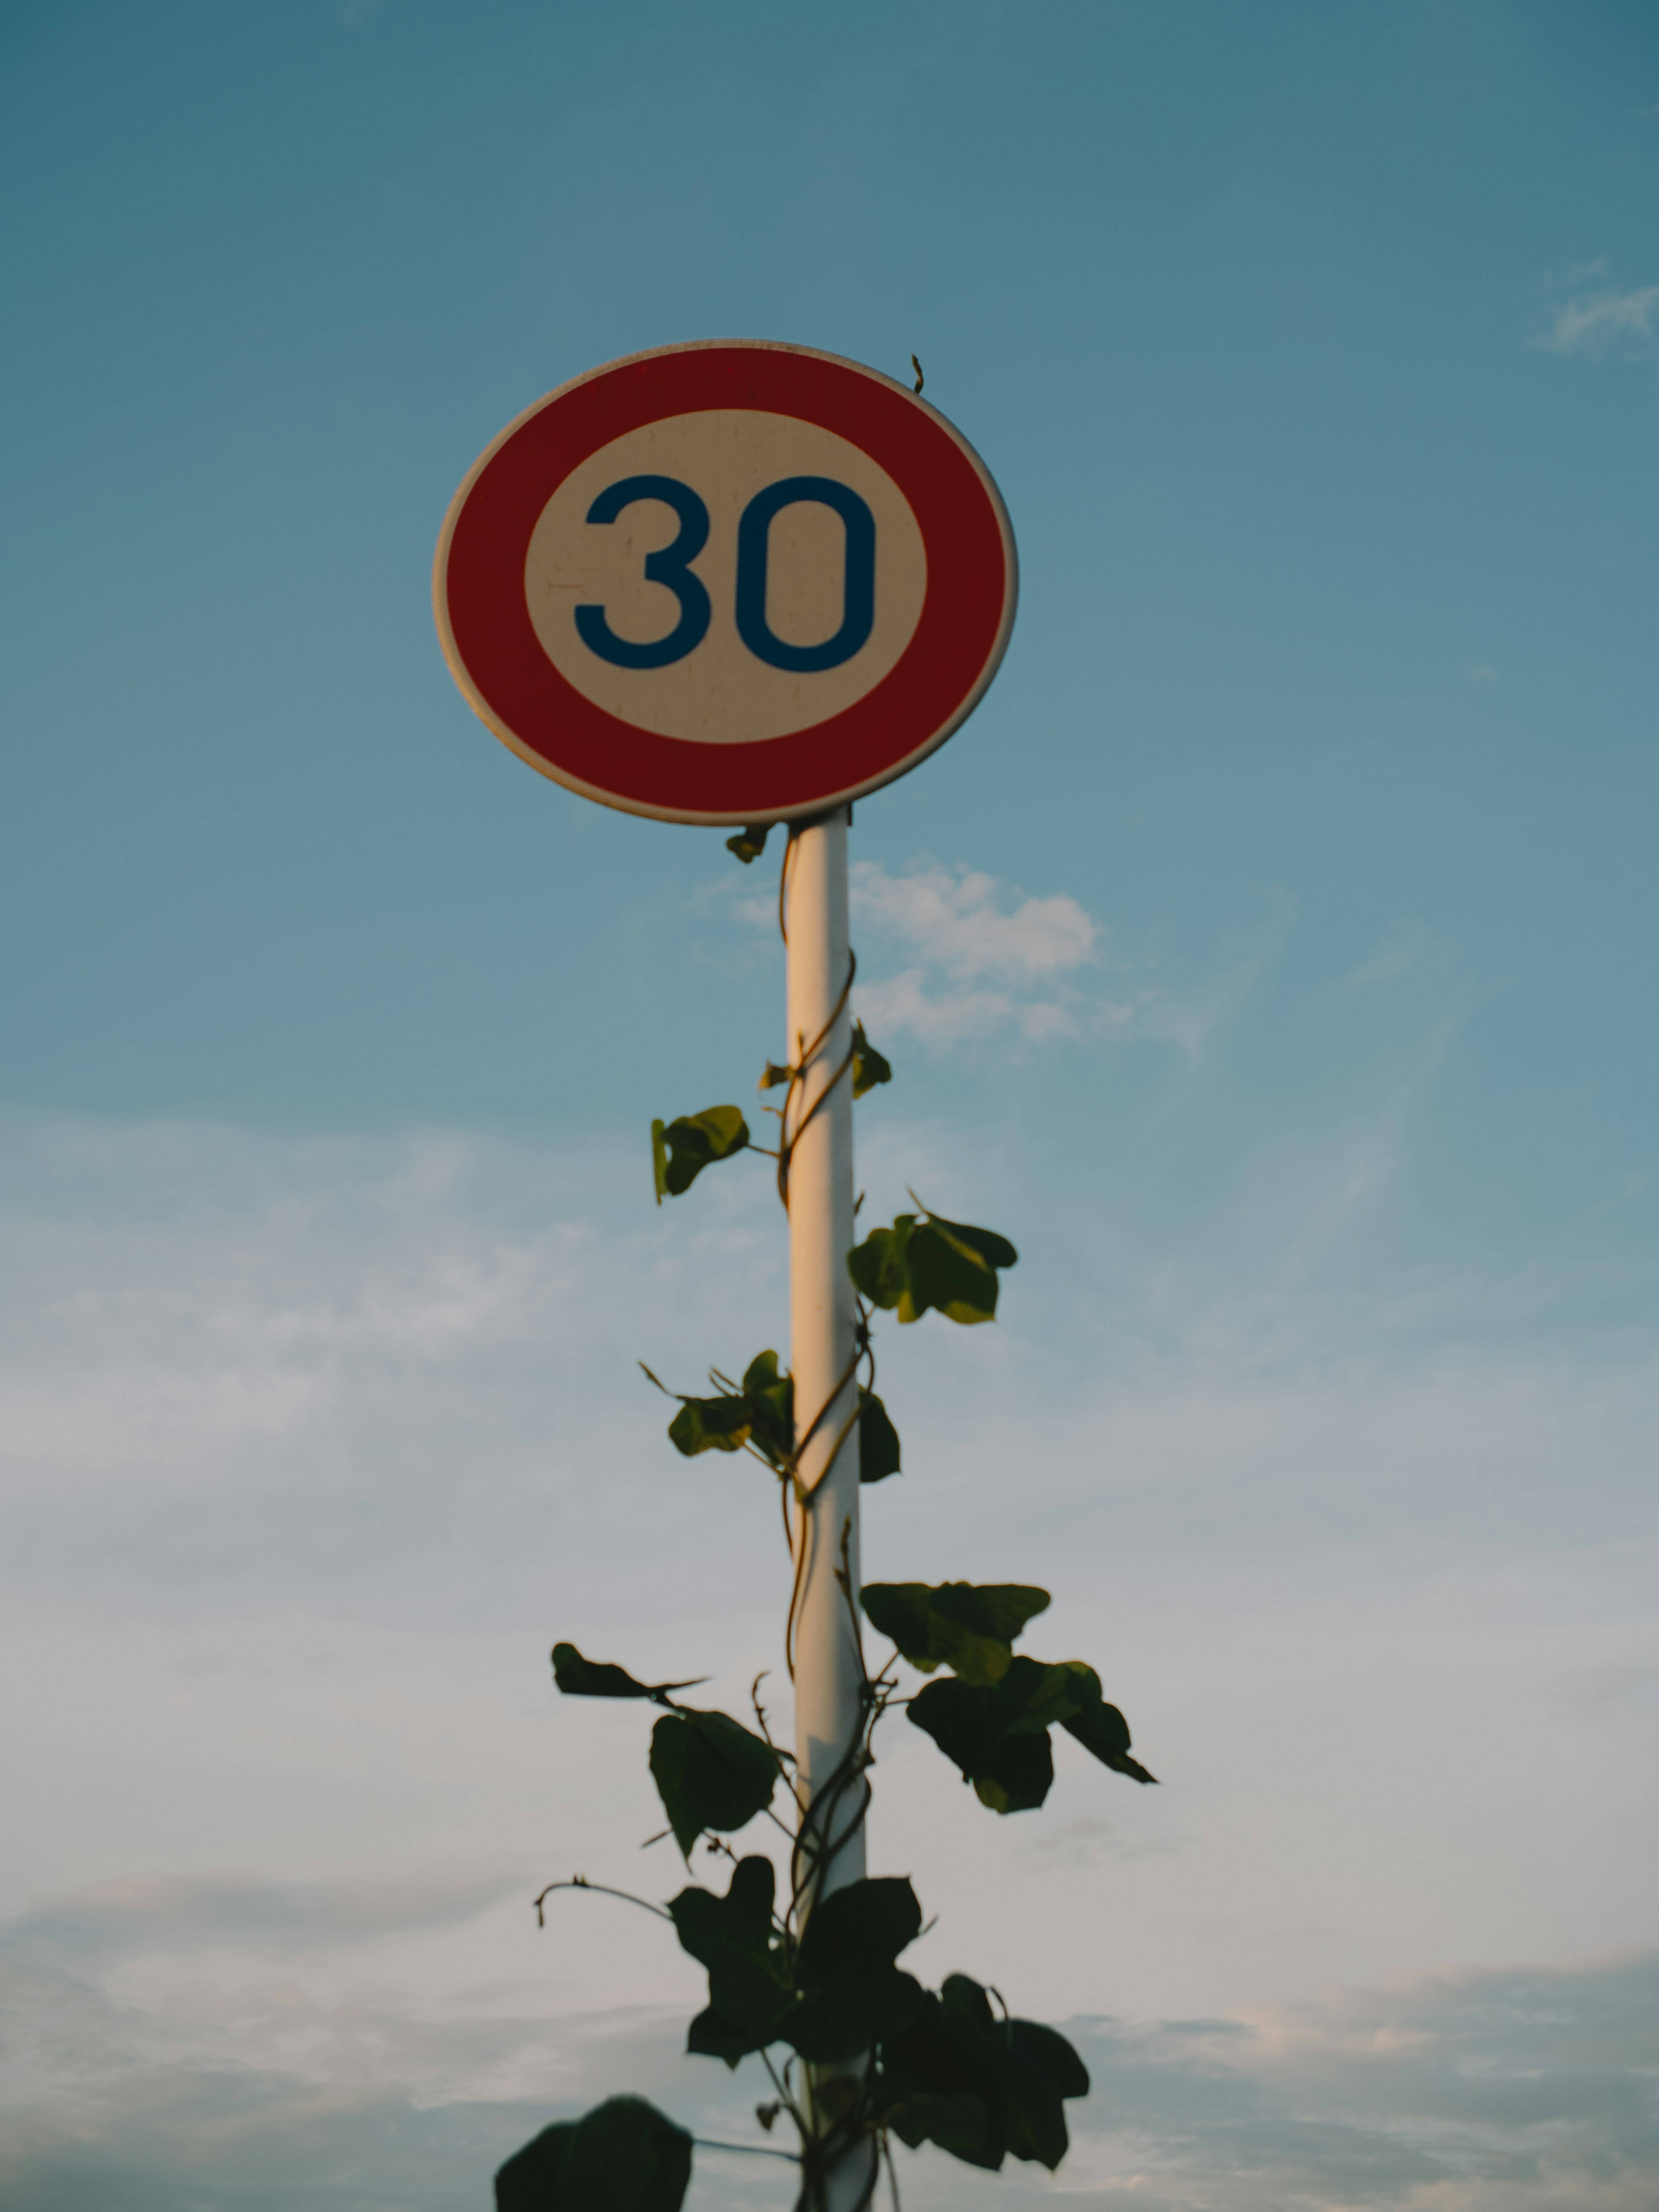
847,859,1147,1047
1531,282,1659,357
3,1914,1655,2212
13,1869,516,1963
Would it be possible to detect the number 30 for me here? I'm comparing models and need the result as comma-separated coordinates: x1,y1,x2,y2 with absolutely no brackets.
575,474,876,674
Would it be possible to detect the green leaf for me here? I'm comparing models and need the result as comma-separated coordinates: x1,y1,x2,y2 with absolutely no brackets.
670,1856,793,2061
667,1392,754,1457
851,1022,892,1099
649,1709,781,1858
739,1351,794,1467
495,2096,692,2212
846,1209,1017,1325
550,1643,686,1700
861,1582,1049,1684
872,1976,1090,2175
652,1106,750,1202
726,823,770,864
858,1391,902,1484
662,1354,793,1471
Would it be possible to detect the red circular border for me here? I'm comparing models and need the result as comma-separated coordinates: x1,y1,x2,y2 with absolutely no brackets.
435,344,1015,823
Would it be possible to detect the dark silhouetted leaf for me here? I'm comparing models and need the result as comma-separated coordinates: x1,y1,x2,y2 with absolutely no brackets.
652,1106,750,1203
649,1710,781,1858
1059,1691,1158,1786
847,1209,1017,1325
551,1643,690,1701
685,2005,760,2065
872,1975,1089,2175
796,1873,922,1984
885,2090,989,2163
858,1391,901,1484
496,2095,692,2212
909,1656,1156,1808
861,1582,1049,1684
788,1876,926,2062
906,1664,1065,1812
852,1023,892,1099
669,1856,792,2061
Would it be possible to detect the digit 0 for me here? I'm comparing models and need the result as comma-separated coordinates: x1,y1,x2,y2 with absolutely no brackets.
735,477,876,673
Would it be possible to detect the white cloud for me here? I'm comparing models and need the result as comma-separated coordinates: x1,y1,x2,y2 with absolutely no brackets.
844,860,1160,1048
851,861,1098,980
1531,283,1659,357
1,1109,1656,2212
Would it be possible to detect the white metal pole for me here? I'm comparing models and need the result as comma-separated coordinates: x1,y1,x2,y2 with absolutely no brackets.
785,807,872,2209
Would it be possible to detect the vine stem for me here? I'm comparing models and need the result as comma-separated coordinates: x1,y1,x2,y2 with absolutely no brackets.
531,1877,673,1927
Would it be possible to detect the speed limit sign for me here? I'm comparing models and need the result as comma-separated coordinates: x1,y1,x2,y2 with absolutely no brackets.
433,341,1017,824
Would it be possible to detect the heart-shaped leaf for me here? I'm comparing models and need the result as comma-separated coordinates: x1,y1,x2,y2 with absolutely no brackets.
787,1876,927,2061
851,1023,892,1099
652,1106,750,1203
649,1709,781,1858
873,1975,1090,2175
739,1351,793,1467
858,1391,901,1484
666,1392,753,1457
847,1209,1017,1325
669,1856,792,2060
908,1655,1156,1808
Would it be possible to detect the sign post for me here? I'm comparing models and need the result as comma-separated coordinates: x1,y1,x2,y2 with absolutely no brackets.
782,809,869,2203
435,341,1016,2207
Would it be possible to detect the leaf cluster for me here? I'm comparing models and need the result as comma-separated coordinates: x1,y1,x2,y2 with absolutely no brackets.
875,1974,1089,2172
515,854,1163,2212
670,1860,1089,2174
673,1858,925,2067
849,1206,1017,1325
651,1105,749,1201
863,1582,1157,1812
655,1349,900,1487
552,1642,783,1860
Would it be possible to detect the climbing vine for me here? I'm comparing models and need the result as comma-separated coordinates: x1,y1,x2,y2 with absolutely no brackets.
496,825,1157,2212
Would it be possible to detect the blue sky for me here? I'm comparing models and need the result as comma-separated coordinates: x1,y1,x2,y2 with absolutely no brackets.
3,4,1657,2207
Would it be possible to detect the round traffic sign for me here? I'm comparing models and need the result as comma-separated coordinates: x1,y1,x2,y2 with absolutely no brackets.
433,341,1017,825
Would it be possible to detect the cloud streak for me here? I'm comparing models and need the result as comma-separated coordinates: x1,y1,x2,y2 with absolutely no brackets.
1531,282,1659,357
847,859,1149,1046
3,1911,1655,2212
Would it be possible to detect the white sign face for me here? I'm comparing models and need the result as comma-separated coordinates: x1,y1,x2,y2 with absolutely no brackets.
521,410,929,744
